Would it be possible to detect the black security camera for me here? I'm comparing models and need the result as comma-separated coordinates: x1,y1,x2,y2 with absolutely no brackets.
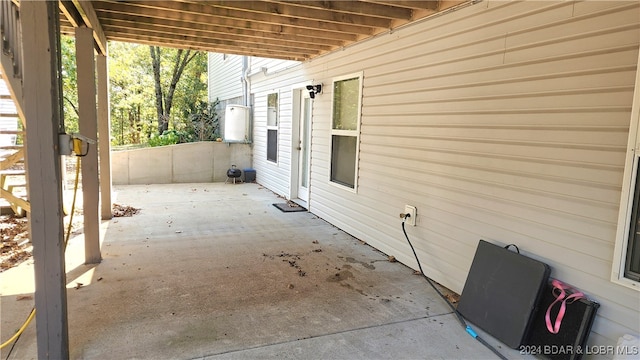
306,84,322,99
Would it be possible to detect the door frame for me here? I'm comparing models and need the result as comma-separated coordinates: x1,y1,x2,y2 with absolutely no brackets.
290,82,312,206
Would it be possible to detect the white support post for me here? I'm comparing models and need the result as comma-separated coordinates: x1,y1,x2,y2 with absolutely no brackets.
20,1,69,358
75,26,101,264
97,54,112,220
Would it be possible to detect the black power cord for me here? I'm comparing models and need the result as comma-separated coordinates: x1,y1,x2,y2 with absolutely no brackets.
401,214,508,360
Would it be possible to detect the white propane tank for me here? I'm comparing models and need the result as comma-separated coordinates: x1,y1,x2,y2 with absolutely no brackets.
224,105,250,142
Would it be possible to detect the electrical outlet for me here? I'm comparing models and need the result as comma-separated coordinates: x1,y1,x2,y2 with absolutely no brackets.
404,205,416,226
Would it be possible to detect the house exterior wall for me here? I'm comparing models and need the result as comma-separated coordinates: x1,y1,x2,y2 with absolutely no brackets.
245,0,640,352
250,57,300,76
208,53,243,103
208,53,301,193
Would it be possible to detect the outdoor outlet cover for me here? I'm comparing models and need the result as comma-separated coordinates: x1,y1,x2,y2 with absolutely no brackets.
405,205,416,226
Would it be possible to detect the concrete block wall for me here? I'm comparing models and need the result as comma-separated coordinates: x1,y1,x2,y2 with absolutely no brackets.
111,142,252,185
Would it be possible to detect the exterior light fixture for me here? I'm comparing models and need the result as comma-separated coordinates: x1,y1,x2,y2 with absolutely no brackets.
306,84,322,99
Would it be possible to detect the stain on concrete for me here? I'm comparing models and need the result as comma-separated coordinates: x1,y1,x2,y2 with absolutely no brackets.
340,282,367,296
345,256,375,270
326,269,354,283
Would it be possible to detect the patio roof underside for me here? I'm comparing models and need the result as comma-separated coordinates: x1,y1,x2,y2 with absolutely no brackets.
58,0,467,61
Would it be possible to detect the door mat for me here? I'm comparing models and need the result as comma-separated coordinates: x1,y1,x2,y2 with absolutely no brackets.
273,203,306,212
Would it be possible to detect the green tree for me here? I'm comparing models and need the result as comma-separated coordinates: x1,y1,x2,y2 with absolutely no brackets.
149,46,199,135
104,42,207,145
172,51,208,133
109,42,156,145
60,35,78,133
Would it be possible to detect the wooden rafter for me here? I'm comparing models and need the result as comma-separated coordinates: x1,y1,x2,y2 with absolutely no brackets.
58,0,468,60
99,18,333,53
266,0,414,20
71,0,108,55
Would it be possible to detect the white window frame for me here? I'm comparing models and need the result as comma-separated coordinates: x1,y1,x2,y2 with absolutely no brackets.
266,91,279,164
329,72,363,192
612,49,640,291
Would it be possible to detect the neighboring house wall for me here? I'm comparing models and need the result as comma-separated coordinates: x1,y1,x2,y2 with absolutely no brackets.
248,0,640,352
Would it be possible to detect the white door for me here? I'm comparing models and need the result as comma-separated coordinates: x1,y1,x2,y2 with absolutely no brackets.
296,90,312,202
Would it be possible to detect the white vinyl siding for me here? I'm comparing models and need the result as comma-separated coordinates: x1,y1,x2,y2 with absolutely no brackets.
207,53,243,103
252,83,296,197
249,0,640,352
250,57,300,76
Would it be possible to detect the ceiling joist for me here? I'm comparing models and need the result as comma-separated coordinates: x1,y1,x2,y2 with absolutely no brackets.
57,0,467,61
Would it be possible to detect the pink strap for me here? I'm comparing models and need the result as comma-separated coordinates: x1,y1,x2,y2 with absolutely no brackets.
545,279,584,334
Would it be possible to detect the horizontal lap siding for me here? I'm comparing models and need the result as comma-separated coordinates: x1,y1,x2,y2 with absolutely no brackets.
249,0,640,352
208,54,243,102
252,69,307,197
362,0,639,350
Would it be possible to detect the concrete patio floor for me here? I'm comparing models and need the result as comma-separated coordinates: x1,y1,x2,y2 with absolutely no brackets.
1,183,524,359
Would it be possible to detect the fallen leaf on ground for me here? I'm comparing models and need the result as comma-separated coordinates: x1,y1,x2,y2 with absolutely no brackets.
0,215,31,271
16,295,33,301
112,204,140,217
445,293,460,304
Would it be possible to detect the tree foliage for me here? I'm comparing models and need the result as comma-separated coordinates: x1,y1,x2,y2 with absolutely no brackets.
108,42,208,145
58,38,210,146
60,35,79,133
109,42,155,145
150,46,199,135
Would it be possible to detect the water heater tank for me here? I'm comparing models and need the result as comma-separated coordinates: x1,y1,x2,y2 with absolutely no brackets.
224,105,251,143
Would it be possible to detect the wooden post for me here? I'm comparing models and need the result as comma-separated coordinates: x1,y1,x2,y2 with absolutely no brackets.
75,26,101,264
20,1,69,358
97,54,112,220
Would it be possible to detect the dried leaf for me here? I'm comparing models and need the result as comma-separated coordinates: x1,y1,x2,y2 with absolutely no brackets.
112,204,140,217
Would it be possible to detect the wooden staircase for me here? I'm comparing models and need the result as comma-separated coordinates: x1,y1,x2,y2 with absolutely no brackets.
0,0,28,216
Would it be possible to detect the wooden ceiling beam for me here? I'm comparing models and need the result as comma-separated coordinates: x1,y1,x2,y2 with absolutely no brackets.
71,0,108,55
92,1,359,41
363,0,440,11
59,1,83,27
193,0,391,28
140,1,376,35
101,19,333,52
103,28,320,57
267,0,413,20
97,12,345,48
107,34,308,61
